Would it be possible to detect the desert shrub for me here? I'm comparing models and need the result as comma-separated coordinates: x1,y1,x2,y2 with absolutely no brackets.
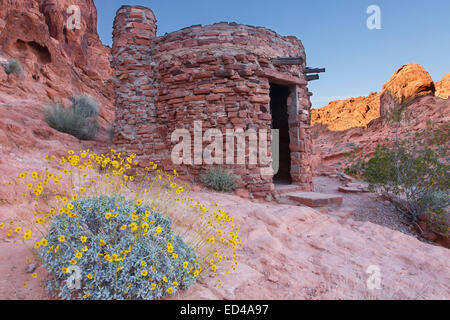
108,127,114,143
200,167,237,191
40,195,199,300
44,95,99,140
2,149,241,299
70,94,99,118
4,59,24,76
345,119,449,236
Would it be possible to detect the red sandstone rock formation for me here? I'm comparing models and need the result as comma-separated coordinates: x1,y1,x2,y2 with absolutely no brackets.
312,95,450,173
436,73,450,99
0,0,114,125
311,63,448,174
312,63,444,132
381,63,435,104
311,92,381,131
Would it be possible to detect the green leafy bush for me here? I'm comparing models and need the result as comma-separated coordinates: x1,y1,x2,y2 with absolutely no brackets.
39,195,200,300
44,95,99,140
200,167,237,192
4,59,24,76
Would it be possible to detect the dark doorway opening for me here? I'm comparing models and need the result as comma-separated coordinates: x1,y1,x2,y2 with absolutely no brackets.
270,83,292,185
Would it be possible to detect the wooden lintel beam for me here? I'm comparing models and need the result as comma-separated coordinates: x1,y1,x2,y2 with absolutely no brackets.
306,74,320,81
271,57,304,65
303,67,326,74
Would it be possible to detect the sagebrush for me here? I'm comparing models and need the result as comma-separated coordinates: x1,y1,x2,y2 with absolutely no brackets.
200,167,237,192
4,59,24,76
44,95,99,140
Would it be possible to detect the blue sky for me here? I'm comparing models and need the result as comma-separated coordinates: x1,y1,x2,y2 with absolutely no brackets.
94,0,450,108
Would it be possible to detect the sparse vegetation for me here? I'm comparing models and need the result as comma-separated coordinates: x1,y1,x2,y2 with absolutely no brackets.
4,59,24,76
44,95,100,141
345,104,449,236
200,167,237,192
3,149,241,299
41,195,200,300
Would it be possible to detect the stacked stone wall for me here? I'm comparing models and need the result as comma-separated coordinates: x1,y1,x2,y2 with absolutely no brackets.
112,5,313,198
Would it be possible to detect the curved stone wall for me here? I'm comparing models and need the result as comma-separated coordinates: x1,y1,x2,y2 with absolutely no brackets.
112,5,313,198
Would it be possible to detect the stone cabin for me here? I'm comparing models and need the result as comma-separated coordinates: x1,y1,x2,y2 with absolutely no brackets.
112,5,323,199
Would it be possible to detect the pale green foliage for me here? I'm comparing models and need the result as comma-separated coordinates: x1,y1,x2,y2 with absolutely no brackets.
39,195,199,300
200,167,237,192
4,59,24,76
345,118,449,236
44,95,100,140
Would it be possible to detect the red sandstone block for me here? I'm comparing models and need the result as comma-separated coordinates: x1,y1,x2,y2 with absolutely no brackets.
168,98,184,105
250,96,270,103
134,38,150,45
131,22,152,31
206,94,221,101
198,38,222,45
231,118,245,125
259,113,271,120
196,56,218,64
224,63,246,70
235,87,251,94
161,42,181,51
173,73,190,82
213,87,233,93
289,142,301,152
181,39,198,47
184,95,206,102
215,69,234,78
194,88,211,95
129,10,143,19
193,71,213,79
238,69,253,77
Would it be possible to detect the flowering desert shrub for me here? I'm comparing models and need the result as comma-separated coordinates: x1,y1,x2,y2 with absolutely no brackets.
2,149,241,299
41,195,199,300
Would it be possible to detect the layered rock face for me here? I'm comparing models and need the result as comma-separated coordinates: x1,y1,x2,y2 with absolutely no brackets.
0,0,114,124
311,92,381,131
312,63,447,131
311,63,449,174
380,63,436,117
381,63,435,103
112,6,314,198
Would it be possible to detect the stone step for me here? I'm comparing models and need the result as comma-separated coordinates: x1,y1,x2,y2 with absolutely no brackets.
273,184,306,195
280,191,343,207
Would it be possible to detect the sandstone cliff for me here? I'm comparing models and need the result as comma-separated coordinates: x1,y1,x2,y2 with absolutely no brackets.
311,92,381,131
0,0,114,124
312,63,449,174
312,63,446,131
